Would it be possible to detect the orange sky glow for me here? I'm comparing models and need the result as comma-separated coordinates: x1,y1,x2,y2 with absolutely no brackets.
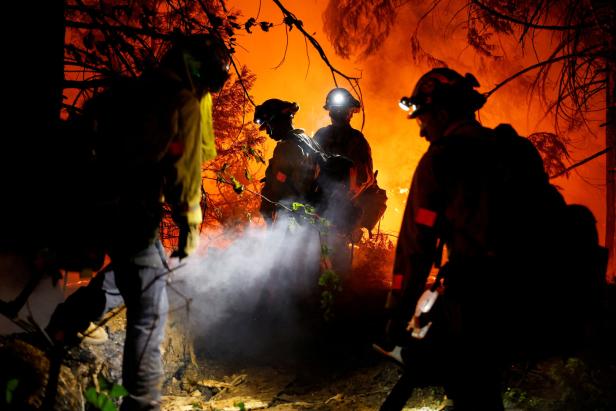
226,0,606,241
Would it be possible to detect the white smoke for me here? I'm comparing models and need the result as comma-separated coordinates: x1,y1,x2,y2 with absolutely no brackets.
169,216,323,360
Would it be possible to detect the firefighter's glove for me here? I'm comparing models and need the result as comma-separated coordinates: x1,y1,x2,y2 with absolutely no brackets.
172,221,200,260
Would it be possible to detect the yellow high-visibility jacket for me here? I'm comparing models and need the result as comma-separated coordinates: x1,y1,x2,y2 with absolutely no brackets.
84,70,213,257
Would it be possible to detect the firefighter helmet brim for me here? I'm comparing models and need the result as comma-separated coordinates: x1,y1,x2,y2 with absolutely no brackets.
324,88,361,112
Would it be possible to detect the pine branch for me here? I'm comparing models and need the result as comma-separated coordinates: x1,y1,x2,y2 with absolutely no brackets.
485,46,602,97
471,0,594,31
65,20,169,39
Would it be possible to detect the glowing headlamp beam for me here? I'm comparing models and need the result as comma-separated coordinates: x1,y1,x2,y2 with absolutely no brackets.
332,92,346,105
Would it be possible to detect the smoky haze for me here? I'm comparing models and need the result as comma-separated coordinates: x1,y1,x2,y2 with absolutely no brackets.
230,0,605,244
170,216,323,362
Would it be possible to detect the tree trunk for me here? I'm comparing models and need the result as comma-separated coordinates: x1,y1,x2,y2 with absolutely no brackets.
1,0,66,248
607,62,616,282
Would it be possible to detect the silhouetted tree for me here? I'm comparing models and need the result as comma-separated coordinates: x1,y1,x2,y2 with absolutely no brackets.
323,0,399,59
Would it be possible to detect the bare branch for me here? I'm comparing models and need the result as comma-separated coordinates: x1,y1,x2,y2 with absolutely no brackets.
550,147,613,179
273,24,289,69
271,0,360,85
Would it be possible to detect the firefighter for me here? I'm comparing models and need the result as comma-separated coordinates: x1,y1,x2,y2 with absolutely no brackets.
46,33,230,411
314,88,386,236
379,68,556,411
254,99,321,224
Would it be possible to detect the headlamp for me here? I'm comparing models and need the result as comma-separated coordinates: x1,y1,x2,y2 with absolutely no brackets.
332,92,346,105
399,96,412,111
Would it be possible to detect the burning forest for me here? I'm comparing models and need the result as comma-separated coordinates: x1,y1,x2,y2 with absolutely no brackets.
1,0,616,410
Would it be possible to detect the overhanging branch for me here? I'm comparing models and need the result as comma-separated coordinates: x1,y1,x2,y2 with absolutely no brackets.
471,0,593,31
65,19,169,39
486,47,602,97
550,146,613,179
270,0,359,85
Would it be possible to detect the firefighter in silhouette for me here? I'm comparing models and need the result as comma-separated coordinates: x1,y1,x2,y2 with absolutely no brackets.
46,33,230,411
253,99,327,347
377,68,560,411
314,88,387,237
254,99,321,224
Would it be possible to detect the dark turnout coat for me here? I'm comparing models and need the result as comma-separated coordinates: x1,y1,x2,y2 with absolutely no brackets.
260,129,320,223
389,120,558,331
314,124,374,197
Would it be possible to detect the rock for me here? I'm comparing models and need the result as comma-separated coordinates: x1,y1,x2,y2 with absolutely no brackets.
0,337,82,411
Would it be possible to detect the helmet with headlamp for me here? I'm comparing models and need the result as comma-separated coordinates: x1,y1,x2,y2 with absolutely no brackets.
324,88,361,112
399,68,486,118
253,99,299,130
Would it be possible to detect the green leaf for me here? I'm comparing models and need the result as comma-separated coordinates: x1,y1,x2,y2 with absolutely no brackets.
6,379,18,392
230,176,245,194
291,202,304,211
101,395,118,411
98,375,111,391
96,393,106,409
85,387,99,405
109,384,128,399
233,401,246,411
5,378,18,404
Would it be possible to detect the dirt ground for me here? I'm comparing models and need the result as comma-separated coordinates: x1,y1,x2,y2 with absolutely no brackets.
160,341,616,411
1,270,615,411
157,286,616,411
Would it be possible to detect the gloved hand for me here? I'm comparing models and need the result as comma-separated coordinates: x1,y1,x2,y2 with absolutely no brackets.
171,221,200,259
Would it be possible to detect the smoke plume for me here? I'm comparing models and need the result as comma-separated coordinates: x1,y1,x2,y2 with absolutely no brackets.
169,216,323,362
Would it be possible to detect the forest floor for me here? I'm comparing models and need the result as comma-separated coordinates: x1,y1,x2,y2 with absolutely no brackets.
1,277,615,411
158,281,616,411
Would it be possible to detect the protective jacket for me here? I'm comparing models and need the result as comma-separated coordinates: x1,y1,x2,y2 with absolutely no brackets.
314,124,374,197
388,120,557,322
260,129,320,223
84,69,207,258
